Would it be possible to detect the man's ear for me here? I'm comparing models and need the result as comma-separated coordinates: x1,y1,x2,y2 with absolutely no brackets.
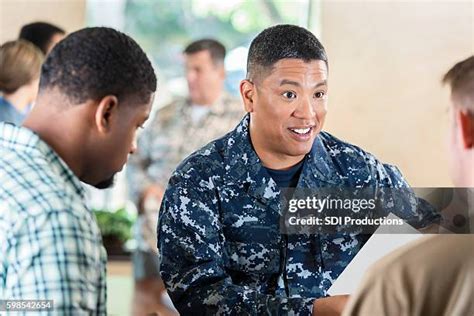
240,79,255,113
457,109,474,149
95,95,119,134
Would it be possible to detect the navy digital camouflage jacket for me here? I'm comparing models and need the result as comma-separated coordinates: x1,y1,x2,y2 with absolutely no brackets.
157,114,439,315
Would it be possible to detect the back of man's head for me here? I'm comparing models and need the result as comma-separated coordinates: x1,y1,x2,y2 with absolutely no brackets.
39,27,157,105
443,56,474,113
246,24,328,82
184,39,226,65
442,55,474,188
19,22,65,54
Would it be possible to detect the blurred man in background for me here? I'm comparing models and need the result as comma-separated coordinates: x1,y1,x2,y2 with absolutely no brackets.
343,56,474,316
19,21,65,55
0,40,44,124
127,38,243,315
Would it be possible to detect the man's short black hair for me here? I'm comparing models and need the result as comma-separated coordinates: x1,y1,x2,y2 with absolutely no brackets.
184,39,226,65
39,27,157,104
19,22,65,54
247,24,328,81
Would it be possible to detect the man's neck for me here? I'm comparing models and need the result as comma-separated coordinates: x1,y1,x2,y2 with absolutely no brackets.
3,91,31,113
22,104,85,180
258,152,305,171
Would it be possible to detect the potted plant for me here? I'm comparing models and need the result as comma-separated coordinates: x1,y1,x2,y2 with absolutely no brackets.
94,208,134,257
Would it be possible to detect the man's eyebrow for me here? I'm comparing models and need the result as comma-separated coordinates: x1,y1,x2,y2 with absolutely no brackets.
279,79,327,88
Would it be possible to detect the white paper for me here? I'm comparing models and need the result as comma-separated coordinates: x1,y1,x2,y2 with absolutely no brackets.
327,213,423,295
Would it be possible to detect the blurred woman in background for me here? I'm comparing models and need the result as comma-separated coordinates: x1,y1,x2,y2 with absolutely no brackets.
0,40,44,124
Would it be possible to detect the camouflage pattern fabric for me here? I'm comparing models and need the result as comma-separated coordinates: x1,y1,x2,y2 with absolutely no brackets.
158,114,439,315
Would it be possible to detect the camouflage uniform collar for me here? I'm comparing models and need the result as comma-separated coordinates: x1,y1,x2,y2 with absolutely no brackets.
186,92,231,117
300,135,346,187
223,115,343,205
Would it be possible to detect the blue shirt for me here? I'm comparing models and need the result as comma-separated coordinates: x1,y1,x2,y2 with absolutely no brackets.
265,159,305,188
157,114,440,315
0,96,29,125
0,122,107,315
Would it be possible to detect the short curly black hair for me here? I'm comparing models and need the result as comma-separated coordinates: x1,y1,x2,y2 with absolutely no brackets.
247,24,328,81
19,22,65,54
39,27,157,104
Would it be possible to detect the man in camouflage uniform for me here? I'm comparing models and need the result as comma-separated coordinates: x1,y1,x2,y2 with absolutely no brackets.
157,25,439,315
127,39,243,315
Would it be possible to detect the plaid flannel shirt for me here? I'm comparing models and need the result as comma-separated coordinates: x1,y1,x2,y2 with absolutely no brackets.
0,122,107,315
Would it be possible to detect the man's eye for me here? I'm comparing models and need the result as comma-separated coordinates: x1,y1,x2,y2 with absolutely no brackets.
314,91,326,99
282,91,297,99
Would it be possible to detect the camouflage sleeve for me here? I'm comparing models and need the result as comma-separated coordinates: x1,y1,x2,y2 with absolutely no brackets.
377,163,441,229
157,173,315,315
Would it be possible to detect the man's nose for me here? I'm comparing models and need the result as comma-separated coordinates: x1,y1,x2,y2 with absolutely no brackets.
294,96,316,119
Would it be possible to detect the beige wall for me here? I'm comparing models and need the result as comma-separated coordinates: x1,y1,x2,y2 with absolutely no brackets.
320,0,473,187
0,0,85,44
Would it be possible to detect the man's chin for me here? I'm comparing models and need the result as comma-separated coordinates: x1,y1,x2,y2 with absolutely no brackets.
290,148,312,158
289,140,314,156
93,175,116,189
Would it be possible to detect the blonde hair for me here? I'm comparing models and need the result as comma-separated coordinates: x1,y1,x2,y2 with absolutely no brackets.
0,39,44,94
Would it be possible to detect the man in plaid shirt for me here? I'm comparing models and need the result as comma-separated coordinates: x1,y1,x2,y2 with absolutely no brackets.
0,27,157,314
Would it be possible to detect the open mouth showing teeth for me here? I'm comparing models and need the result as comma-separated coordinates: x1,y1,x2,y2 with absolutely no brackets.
289,127,312,135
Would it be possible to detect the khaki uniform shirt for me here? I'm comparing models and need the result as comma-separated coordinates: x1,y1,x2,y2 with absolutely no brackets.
343,235,474,316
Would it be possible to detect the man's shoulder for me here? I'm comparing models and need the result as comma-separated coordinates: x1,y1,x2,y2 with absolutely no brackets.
316,131,406,186
221,94,244,111
375,235,474,274
0,148,83,217
319,131,376,161
152,98,187,123
172,134,228,182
